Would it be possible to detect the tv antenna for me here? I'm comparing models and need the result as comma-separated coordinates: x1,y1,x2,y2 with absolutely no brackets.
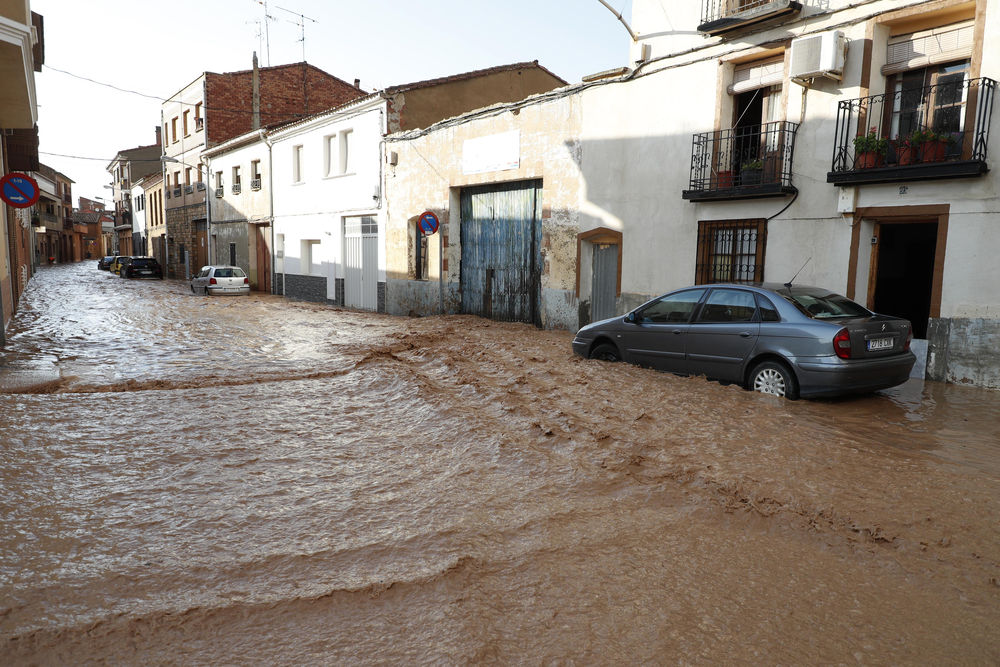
252,0,279,66
276,5,318,62
246,18,264,58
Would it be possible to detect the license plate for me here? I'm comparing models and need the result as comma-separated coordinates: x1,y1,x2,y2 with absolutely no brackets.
225,287,238,291
868,337,894,351
139,270,151,274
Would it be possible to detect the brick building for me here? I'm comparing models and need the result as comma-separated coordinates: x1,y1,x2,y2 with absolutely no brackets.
162,58,365,279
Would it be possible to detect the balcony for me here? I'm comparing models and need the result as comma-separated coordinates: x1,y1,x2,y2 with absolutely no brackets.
828,77,996,186
251,178,261,191
215,187,224,198
184,185,194,194
231,183,242,195
698,0,801,35
165,190,171,199
683,121,799,202
172,188,182,197
196,182,206,192
195,117,204,131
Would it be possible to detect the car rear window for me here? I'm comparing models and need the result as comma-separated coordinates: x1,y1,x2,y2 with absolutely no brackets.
233,268,246,278
131,258,156,267
783,290,871,319
214,269,234,277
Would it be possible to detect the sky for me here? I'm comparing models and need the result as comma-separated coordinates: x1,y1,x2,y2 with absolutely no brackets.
31,0,634,203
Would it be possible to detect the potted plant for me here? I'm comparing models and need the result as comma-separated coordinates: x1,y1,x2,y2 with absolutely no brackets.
891,135,918,166
740,158,765,186
910,129,946,163
853,127,888,169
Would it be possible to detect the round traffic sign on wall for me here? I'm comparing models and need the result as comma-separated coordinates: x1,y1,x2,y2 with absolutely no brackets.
0,172,41,209
418,211,439,235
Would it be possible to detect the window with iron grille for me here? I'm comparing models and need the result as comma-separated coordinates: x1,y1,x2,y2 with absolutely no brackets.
696,219,766,285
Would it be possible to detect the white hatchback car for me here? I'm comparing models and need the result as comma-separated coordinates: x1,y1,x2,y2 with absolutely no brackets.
190,265,251,296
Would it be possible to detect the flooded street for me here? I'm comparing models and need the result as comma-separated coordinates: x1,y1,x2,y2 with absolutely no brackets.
2,262,999,666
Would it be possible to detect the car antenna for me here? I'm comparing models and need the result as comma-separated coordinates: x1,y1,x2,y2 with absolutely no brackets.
784,257,811,288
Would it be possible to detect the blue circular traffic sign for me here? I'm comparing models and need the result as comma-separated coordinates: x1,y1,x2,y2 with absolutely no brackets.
0,172,40,209
419,211,439,235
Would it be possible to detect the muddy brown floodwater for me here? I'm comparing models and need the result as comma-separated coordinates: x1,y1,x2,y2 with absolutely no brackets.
2,263,999,666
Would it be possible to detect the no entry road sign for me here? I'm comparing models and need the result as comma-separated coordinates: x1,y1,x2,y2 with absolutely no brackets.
0,173,41,209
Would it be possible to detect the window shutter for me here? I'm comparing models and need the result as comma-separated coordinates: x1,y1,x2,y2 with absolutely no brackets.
728,57,785,95
882,20,974,75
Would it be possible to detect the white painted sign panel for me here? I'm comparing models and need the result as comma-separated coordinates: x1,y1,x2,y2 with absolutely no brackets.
462,130,520,175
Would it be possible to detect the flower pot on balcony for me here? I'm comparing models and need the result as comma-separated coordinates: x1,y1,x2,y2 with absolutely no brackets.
740,168,763,186
920,140,946,163
896,146,918,165
715,170,734,188
855,152,884,169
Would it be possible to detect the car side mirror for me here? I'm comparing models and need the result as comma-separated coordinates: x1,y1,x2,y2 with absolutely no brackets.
626,312,637,324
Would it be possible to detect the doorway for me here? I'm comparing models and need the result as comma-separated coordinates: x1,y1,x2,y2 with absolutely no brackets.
591,243,618,322
871,222,938,339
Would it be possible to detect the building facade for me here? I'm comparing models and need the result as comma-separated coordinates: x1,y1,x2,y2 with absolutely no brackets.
0,2,42,344
106,137,161,258
163,59,366,280
384,0,1000,389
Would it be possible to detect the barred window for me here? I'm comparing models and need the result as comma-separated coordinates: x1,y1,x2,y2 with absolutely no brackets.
696,219,766,285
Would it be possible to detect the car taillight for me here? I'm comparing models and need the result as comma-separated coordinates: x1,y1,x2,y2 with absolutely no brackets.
209,278,217,285
903,329,913,351
244,277,249,284
834,328,852,359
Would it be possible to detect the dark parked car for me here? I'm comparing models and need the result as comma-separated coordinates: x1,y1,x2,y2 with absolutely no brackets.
119,256,164,279
572,283,915,400
97,255,116,270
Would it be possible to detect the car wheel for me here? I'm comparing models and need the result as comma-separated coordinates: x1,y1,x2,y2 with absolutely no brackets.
190,285,196,293
205,286,211,296
589,343,622,363
749,360,799,400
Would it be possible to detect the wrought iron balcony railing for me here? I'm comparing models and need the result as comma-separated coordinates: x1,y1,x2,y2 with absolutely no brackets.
250,178,261,191
683,121,798,201
231,183,242,195
214,187,224,198
828,76,996,185
698,0,801,35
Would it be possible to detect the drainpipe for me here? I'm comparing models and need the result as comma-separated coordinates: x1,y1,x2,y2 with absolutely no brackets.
205,155,212,266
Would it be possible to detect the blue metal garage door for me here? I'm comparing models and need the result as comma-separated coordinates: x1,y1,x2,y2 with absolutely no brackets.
460,180,542,325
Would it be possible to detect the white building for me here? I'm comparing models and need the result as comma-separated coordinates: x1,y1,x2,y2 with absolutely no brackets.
384,0,1000,389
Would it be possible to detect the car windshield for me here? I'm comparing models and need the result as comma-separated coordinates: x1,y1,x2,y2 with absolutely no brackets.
782,289,871,319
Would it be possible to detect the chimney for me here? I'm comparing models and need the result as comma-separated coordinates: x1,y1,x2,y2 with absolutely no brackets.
155,125,161,146
354,78,360,89
252,52,261,131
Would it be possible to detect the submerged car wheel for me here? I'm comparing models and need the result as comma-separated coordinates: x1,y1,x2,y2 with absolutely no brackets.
590,343,622,363
749,360,798,400
190,284,196,293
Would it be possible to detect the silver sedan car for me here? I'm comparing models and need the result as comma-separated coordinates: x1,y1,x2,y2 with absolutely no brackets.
190,265,251,296
572,283,915,400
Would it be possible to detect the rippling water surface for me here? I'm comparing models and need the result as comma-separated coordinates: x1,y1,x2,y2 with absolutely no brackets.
2,263,998,665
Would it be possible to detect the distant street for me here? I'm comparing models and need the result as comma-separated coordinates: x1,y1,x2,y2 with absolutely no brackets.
2,262,999,666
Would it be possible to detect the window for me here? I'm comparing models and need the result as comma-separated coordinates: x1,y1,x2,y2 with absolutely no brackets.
232,166,241,186
697,289,757,323
339,129,353,174
251,160,262,190
229,243,237,266
639,289,707,324
729,57,784,181
415,224,428,280
173,171,181,189
292,145,304,183
171,117,178,143
185,167,191,186
183,110,190,136
197,164,204,184
215,170,223,187
696,220,766,285
195,103,204,131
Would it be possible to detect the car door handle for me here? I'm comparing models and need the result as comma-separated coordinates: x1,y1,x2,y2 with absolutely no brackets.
672,329,683,335
739,332,753,338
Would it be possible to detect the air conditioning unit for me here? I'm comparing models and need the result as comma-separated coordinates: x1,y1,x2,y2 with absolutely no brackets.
790,30,847,82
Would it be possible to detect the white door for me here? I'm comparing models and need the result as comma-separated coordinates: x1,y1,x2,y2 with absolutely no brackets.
344,215,378,310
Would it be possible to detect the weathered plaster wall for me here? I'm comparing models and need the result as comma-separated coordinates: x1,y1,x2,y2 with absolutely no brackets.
384,93,584,330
